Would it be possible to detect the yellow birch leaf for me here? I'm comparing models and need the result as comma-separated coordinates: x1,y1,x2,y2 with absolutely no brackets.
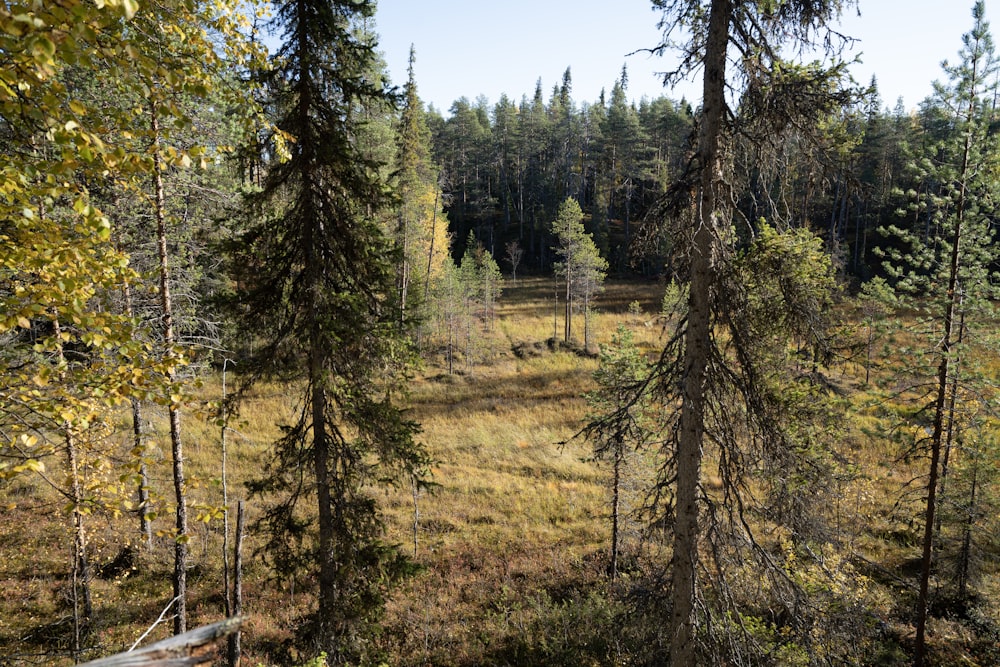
121,0,139,20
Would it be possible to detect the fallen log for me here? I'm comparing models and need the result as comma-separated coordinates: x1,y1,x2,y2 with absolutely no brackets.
78,616,245,667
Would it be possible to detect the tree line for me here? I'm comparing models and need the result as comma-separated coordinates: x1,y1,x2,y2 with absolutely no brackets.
424,43,1000,296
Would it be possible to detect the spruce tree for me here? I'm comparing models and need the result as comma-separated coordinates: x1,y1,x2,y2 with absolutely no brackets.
394,46,449,329
600,70,643,261
231,1,428,661
586,325,654,584
646,1,856,663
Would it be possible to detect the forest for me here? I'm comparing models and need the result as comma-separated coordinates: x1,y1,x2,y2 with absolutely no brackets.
2,0,1000,665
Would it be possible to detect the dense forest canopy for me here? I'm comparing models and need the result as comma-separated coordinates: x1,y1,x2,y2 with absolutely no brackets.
422,63,937,289
3,1,1000,665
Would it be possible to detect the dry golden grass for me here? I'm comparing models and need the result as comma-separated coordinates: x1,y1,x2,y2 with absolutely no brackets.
367,278,668,664
4,277,1000,666
0,277,667,665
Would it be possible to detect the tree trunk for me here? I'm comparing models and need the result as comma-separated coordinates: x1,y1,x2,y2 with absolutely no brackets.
669,1,730,664
53,316,93,659
424,186,440,304
311,316,338,648
151,102,188,635
564,254,573,342
828,179,841,254
131,397,153,551
68,421,92,659
228,501,245,667
865,321,874,385
914,348,952,667
398,210,410,326
222,359,233,618
935,305,965,549
80,617,245,667
411,476,420,557
914,105,972,667
122,277,153,551
610,441,622,585
956,463,977,602
553,276,559,341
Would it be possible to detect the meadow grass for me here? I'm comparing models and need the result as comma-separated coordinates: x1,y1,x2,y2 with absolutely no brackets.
3,276,1000,665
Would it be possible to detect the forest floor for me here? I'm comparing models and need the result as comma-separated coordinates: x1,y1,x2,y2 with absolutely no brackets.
2,276,999,666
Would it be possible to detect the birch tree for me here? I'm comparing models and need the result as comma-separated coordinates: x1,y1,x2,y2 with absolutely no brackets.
0,0,261,645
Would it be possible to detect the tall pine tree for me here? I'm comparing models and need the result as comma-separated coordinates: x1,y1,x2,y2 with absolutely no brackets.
876,4,1000,662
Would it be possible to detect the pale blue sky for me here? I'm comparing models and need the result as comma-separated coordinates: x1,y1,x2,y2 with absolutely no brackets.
373,0,999,115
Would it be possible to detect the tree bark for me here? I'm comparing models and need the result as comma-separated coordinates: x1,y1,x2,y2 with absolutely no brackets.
53,309,94,666
935,305,964,548
222,359,233,619
564,251,573,342
610,441,622,585
80,617,245,667
957,464,977,602
122,276,153,551
398,210,410,326
131,397,153,551
424,187,440,304
669,1,730,664
68,426,93,657
311,329,337,646
151,102,188,635
228,502,245,667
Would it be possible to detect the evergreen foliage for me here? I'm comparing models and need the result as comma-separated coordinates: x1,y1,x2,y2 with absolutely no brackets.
638,1,859,663
229,0,429,661
550,198,607,347
392,46,450,328
874,4,1000,662
585,325,654,584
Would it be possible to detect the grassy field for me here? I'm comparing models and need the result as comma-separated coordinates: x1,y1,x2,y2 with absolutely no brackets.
375,277,666,665
2,276,1000,665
